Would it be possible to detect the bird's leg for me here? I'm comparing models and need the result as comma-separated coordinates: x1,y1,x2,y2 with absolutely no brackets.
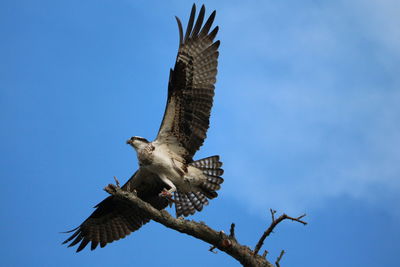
158,175,177,194
158,175,177,206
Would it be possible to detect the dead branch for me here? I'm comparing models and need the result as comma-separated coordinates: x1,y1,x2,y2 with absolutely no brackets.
230,223,237,241
262,250,268,259
275,250,285,267
104,181,306,267
253,209,307,256
104,183,273,267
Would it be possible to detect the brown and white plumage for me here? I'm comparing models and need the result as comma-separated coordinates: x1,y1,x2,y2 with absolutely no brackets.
62,169,168,252
63,4,222,252
157,4,220,160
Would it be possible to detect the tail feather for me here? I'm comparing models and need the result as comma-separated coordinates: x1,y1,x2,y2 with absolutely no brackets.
201,168,224,177
193,155,224,198
174,192,197,217
174,193,183,216
190,156,223,169
184,194,196,215
201,182,221,192
174,155,223,217
188,192,203,211
194,191,209,206
179,193,190,217
206,175,224,185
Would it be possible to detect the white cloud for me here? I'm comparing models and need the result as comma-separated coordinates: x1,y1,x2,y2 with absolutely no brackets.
212,0,400,215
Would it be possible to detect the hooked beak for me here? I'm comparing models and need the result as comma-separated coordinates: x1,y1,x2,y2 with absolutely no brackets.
126,139,133,145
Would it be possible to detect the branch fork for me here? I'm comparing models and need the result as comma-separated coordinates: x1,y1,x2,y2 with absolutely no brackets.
253,209,307,262
104,179,306,267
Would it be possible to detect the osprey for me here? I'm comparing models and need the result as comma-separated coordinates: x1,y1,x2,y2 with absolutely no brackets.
63,4,223,252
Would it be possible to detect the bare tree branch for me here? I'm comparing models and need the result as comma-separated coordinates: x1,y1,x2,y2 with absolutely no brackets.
262,250,268,259
275,250,285,267
253,210,307,256
230,223,237,241
104,183,274,267
104,181,306,266
209,245,218,254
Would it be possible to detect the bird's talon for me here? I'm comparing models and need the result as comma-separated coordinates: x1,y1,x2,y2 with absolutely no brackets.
159,189,172,198
159,189,175,207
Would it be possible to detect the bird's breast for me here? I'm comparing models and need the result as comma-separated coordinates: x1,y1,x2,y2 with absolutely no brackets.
147,145,185,177
137,144,154,166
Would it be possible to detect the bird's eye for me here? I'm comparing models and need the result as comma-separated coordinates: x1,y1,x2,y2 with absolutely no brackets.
131,137,135,141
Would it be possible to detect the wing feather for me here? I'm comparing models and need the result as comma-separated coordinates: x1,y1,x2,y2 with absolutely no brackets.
175,17,183,46
62,169,168,252
157,4,220,161
191,5,205,38
184,4,196,42
199,10,216,38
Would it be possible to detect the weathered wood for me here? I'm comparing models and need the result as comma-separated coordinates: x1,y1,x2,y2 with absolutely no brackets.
104,183,274,267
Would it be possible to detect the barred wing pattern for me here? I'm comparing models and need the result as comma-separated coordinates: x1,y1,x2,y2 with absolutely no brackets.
157,4,220,161
174,156,224,217
63,4,220,252
62,170,168,252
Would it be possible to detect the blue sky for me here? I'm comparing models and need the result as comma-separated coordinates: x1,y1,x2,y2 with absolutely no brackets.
1,0,399,266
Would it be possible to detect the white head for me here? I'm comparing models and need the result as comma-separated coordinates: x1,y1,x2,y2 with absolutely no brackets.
126,136,150,151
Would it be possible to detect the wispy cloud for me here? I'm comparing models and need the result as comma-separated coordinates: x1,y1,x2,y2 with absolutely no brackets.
211,0,400,215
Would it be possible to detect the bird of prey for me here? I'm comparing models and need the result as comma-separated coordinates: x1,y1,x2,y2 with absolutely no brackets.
63,4,223,252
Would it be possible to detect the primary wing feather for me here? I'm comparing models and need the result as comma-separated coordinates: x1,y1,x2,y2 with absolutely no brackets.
63,4,220,253
157,4,220,161
62,169,168,252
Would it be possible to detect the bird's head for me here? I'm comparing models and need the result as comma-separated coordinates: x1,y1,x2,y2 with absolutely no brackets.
126,136,150,150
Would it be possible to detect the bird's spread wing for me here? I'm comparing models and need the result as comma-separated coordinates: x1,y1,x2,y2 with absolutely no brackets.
62,169,168,252
156,4,220,161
